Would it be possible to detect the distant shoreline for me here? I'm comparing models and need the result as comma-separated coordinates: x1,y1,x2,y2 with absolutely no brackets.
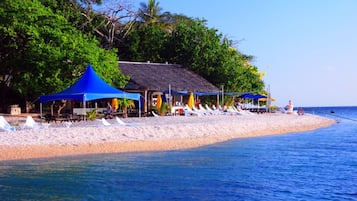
0,113,335,161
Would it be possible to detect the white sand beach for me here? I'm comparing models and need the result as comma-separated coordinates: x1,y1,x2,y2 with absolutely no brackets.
0,113,335,161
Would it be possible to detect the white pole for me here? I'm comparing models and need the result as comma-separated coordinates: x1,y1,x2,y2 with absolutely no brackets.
267,84,271,113
221,85,224,106
83,95,86,121
139,98,141,117
40,103,43,122
169,84,172,107
144,90,148,114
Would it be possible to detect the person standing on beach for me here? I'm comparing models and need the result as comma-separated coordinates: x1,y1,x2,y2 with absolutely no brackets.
106,102,114,118
285,100,294,114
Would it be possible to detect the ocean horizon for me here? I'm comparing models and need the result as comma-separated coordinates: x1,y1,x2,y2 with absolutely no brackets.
0,106,356,200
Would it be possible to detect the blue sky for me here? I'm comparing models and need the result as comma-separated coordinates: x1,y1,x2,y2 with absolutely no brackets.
124,0,357,107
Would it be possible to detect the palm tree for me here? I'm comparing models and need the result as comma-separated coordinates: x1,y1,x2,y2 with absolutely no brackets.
138,0,161,24
137,0,171,30
118,98,135,118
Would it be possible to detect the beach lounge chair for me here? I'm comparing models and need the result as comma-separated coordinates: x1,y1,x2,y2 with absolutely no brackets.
234,106,254,115
228,106,242,115
115,117,139,126
24,116,43,129
199,104,211,115
116,116,127,126
205,104,222,115
0,116,16,132
192,105,208,115
101,118,111,126
183,105,201,116
152,111,160,117
217,105,226,113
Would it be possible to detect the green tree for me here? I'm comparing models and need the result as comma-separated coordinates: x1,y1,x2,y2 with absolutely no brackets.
120,24,168,62
0,0,127,107
117,0,173,61
116,1,265,94
138,0,169,28
165,18,265,93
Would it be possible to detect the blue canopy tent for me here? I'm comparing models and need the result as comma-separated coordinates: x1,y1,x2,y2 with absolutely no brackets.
194,91,220,96
253,94,267,100
40,64,142,118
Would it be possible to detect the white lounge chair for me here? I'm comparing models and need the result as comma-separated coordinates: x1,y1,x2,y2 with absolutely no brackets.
152,111,160,117
101,118,111,126
205,104,222,115
115,117,139,126
228,106,242,115
116,116,128,126
234,106,254,115
24,116,43,129
0,116,16,132
183,105,201,116
192,105,207,115
217,105,223,111
198,104,211,115
212,105,218,110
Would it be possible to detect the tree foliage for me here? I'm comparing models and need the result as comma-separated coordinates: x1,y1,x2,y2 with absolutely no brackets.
116,0,266,94
169,18,264,93
121,10,265,93
0,0,267,110
0,0,127,107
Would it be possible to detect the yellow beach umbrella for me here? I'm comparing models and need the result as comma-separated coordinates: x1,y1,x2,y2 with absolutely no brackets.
259,97,276,102
188,92,194,109
156,93,162,110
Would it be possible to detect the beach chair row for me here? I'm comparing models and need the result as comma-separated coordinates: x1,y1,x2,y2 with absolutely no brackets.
0,115,46,132
0,115,135,132
180,104,255,116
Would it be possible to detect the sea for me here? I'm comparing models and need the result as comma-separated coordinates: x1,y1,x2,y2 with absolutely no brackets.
0,107,356,201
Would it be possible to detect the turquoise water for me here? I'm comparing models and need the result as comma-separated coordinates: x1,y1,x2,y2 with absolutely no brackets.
0,107,356,200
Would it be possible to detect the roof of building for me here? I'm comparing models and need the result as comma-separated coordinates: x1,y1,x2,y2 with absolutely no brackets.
118,61,220,92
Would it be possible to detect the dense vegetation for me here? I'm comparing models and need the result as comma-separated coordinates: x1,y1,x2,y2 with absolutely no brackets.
0,0,265,112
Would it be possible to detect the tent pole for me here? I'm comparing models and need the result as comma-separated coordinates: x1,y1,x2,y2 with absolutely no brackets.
83,99,86,121
40,103,43,122
144,90,148,115
222,85,224,106
139,99,141,118
169,84,172,108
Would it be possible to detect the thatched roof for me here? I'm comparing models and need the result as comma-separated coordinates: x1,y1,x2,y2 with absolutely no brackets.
119,61,219,92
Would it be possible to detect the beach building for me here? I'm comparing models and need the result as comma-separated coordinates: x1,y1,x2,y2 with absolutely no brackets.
118,61,220,116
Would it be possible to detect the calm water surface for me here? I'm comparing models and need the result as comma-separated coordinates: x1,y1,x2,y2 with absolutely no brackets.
0,107,356,201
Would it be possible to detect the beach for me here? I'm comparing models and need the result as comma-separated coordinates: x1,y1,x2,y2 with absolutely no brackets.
0,113,335,161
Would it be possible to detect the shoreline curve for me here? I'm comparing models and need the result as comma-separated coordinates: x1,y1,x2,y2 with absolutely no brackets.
0,114,335,161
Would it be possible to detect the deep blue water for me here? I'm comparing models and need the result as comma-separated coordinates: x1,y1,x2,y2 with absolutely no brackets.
0,107,356,201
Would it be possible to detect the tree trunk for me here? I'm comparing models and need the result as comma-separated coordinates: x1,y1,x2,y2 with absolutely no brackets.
123,108,128,118
50,101,55,116
57,100,67,116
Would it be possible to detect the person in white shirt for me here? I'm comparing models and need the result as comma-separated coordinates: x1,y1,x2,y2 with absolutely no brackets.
285,100,294,114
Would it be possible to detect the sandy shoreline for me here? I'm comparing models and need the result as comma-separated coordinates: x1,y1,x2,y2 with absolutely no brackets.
0,113,335,161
